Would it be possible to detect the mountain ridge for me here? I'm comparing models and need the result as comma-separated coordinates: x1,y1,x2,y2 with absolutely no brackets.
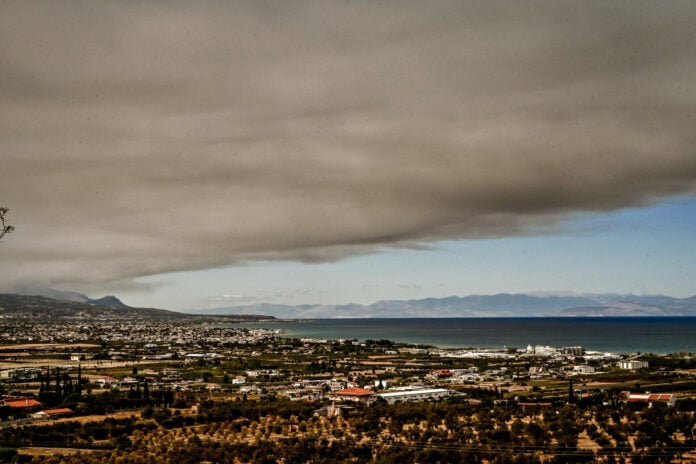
8,289,696,319
192,293,696,318
0,293,275,322
10,287,129,307
0,293,180,320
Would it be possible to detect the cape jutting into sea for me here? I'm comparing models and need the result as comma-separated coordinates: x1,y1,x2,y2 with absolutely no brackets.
231,317,696,354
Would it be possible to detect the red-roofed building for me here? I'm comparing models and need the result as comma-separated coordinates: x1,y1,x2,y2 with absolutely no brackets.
331,387,376,403
96,376,118,388
621,391,676,407
31,408,73,419
3,398,41,408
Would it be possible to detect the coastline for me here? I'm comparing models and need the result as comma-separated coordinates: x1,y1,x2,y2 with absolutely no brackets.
227,316,696,354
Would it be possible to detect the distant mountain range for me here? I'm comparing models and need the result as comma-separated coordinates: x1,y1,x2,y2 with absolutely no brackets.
6,288,696,319
192,293,696,318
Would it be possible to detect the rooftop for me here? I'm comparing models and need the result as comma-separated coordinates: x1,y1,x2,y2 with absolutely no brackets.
331,387,375,397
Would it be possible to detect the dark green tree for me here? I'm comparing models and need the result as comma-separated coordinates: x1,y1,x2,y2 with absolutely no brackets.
0,446,18,463
55,367,61,396
76,364,82,396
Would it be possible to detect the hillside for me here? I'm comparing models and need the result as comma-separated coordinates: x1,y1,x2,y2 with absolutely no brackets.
0,293,184,320
0,293,274,322
554,298,696,317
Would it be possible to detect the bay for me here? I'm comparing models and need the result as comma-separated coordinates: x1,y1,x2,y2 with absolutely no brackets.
231,317,696,354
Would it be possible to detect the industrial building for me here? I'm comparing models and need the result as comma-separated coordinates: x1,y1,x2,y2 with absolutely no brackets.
377,388,451,404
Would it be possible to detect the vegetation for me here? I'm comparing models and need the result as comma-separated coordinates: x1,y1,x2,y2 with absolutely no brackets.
0,396,694,463
0,207,12,241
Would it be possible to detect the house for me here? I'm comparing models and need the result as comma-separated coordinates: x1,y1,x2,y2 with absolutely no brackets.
3,398,41,408
572,365,595,375
330,387,376,403
96,376,118,388
314,403,356,417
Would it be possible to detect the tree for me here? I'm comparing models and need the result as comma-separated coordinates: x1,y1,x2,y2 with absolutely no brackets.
76,364,82,396
0,207,13,241
0,447,18,462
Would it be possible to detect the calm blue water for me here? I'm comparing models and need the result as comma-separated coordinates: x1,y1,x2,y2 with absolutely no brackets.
233,317,696,354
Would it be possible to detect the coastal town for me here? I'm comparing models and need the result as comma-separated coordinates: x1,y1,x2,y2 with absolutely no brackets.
2,310,696,463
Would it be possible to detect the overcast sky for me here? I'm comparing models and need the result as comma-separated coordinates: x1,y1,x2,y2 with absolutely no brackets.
2,1,696,311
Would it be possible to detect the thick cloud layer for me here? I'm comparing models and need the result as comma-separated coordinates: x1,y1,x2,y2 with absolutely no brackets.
2,1,696,291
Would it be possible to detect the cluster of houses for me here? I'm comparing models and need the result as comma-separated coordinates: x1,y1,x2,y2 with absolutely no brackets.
0,397,74,421
0,318,281,349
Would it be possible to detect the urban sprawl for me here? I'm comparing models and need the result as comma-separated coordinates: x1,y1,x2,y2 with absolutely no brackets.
1,316,696,463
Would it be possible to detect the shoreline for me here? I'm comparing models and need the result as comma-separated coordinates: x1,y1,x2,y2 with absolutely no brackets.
226,317,696,355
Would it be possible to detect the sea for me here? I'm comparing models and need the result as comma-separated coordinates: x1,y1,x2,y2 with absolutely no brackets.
230,317,696,354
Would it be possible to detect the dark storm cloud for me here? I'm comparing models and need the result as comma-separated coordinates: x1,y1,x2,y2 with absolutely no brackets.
1,0,696,291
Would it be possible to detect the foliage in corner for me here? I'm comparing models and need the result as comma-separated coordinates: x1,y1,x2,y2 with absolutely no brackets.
0,207,13,241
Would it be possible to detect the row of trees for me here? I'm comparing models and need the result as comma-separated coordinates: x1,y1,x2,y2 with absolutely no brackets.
38,366,83,406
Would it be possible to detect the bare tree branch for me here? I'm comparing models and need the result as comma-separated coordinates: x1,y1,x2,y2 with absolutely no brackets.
0,207,14,241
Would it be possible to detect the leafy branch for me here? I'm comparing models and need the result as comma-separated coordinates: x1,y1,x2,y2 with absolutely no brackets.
0,207,14,241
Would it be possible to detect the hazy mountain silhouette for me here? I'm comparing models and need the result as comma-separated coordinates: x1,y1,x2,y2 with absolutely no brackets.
193,293,696,318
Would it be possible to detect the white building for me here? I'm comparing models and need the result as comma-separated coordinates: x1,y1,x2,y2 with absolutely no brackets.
527,345,558,356
378,388,451,405
96,376,119,388
572,365,595,374
619,360,649,370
